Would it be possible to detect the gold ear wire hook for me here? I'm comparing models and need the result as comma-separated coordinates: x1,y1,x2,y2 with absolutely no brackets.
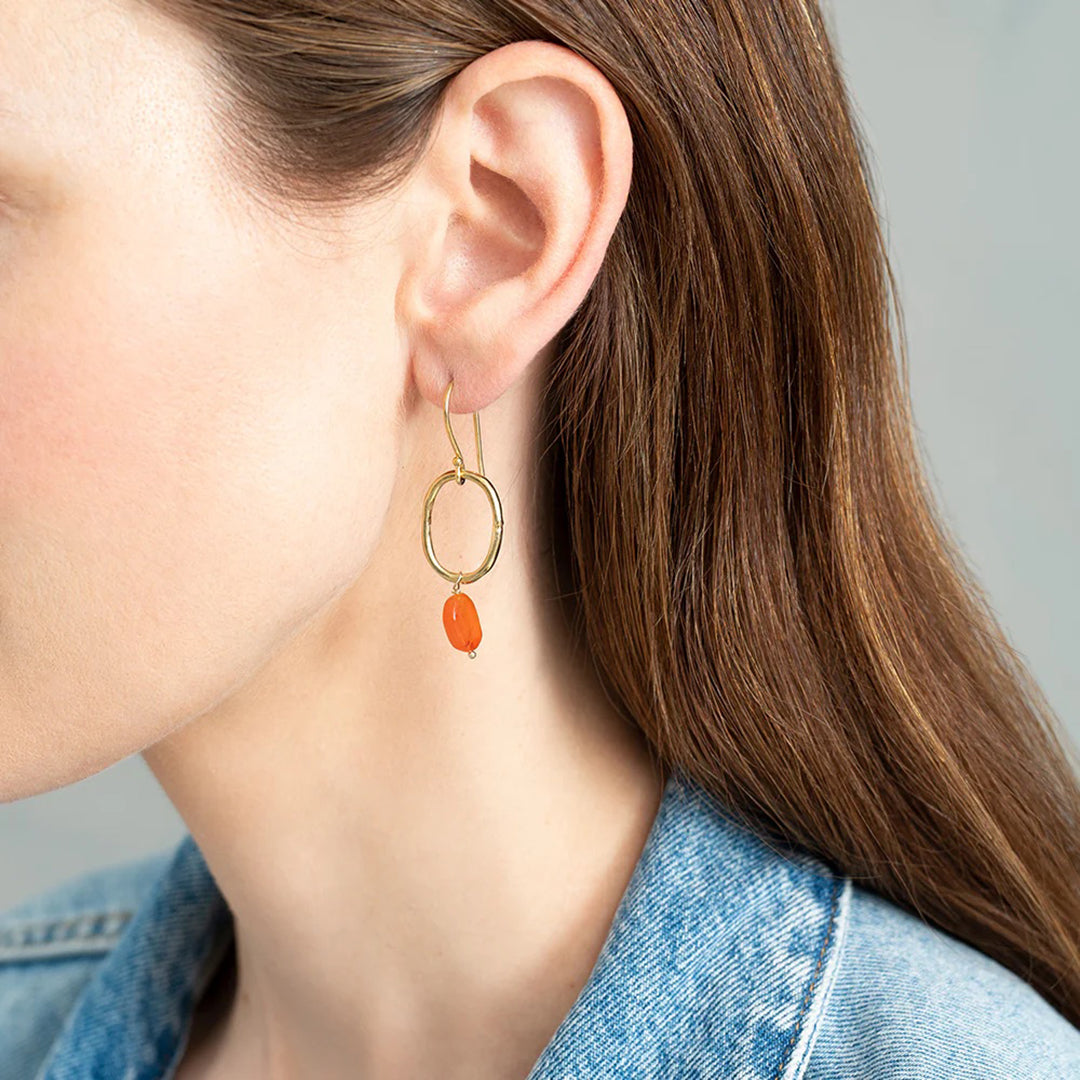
443,380,485,479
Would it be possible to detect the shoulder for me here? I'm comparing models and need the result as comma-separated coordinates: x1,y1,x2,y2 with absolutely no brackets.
0,846,172,936
0,846,173,1080
804,879,1080,1078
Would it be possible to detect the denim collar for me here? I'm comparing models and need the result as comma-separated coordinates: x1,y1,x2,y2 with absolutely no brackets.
36,767,849,1080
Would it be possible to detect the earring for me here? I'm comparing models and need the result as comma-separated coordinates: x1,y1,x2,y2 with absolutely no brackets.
421,379,504,657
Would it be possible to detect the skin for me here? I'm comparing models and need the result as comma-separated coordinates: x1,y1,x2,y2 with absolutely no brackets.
0,0,667,1077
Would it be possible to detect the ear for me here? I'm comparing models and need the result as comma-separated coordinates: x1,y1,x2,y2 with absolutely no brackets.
395,39,633,415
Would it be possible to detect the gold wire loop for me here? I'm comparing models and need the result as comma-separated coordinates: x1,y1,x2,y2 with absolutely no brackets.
421,380,504,585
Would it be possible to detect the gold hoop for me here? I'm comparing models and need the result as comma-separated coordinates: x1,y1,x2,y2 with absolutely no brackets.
421,381,504,585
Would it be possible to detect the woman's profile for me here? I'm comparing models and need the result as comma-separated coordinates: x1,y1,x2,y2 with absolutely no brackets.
0,0,1078,1077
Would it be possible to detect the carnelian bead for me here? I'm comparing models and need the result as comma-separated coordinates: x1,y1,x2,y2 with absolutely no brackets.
443,591,482,654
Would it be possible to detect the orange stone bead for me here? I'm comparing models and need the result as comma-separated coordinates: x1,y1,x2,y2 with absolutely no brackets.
443,591,482,654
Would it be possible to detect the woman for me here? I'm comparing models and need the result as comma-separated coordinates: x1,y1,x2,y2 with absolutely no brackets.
0,0,1077,1077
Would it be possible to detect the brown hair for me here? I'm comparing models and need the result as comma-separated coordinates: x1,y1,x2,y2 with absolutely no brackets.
138,0,1080,1024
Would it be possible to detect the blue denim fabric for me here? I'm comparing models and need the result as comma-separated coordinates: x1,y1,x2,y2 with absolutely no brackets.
2,767,1078,1078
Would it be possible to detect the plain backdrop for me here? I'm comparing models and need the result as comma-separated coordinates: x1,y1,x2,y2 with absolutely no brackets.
2,0,1077,909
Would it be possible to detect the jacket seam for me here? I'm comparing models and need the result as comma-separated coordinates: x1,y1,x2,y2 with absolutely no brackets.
0,909,135,960
772,873,844,1080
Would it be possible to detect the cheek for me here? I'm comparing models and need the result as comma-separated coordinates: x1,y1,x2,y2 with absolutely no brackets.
0,200,401,799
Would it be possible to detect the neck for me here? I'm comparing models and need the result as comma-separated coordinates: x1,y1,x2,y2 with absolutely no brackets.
144,574,667,1077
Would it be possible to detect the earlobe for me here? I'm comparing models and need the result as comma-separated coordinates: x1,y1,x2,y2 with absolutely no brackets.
401,39,633,416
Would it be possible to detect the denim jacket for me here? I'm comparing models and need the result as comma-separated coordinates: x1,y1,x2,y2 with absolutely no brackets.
2,768,1078,1079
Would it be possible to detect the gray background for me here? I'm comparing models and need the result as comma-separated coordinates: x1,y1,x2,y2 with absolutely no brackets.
1,0,1077,909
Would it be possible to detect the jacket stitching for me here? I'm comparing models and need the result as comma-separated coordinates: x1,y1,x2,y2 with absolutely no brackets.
772,873,843,1080
0,909,135,951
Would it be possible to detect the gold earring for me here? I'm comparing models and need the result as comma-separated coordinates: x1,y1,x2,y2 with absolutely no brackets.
421,379,504,657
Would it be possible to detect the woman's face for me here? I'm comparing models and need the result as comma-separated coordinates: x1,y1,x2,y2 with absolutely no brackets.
0,0,409,799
